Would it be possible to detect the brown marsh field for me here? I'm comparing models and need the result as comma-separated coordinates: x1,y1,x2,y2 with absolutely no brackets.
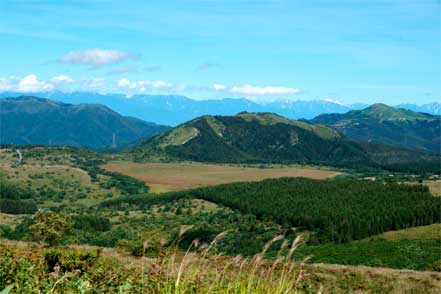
103,161,342,193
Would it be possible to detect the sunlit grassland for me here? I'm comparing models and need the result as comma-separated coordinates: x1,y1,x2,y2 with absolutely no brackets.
360,224,441,241
103,161,342,193
425,180,441,196
0,149,121,207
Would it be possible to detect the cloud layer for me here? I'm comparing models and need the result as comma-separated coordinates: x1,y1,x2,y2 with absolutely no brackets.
0,74,301,100
117,78,177,92
231,85,300,95
60,49,135,67
18,75,54,92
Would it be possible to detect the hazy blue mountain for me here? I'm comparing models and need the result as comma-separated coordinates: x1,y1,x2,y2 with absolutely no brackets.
1,92,438,126
0,96,169,149
0,92,363,125
311,104,441,153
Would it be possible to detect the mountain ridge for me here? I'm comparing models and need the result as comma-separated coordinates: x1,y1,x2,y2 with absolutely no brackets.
133,112,375,166
310,104,440,153
0,96,170,149
2,91,438,126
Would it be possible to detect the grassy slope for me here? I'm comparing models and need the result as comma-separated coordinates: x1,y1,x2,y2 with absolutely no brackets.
294,224,441,271
0,148,121,207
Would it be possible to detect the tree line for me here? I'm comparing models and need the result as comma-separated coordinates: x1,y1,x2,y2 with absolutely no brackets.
165,178,441,243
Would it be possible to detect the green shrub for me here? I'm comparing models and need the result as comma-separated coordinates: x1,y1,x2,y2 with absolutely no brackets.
72,215,111,232
0,199,37,214
44,249,99,273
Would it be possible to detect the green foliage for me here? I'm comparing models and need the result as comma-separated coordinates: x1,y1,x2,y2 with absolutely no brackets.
44,249,99,273
72,215,111,232
0,250,38,293
117,230,163,257
295,239,441,271
0,247,143,294
29,211,70,246
0,182,37,214
0,182,33,200
64,227,132,247
0,199,37,215
1,239,439,294
167,178,441,243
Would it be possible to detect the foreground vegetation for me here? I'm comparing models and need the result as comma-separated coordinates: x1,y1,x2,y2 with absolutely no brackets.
1,146,440,293
2,236,440,294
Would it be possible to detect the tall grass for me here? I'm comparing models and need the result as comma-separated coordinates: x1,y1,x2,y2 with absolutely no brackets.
0,228,313,294
133,227,309,293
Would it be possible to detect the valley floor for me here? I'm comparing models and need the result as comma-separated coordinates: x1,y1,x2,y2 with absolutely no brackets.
103,161,341,193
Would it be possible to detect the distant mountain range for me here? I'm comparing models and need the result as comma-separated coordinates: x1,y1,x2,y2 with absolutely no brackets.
132,111,440,172
0,96,169,149
310,104,441,153
1,91,439,126
1,95,439,172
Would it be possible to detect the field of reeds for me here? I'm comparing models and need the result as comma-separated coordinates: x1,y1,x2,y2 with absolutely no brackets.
1,229,440,294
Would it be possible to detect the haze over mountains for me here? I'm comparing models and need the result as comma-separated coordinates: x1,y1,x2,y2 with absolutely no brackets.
1,91,439,126
0,96,169,149
1,95,440,170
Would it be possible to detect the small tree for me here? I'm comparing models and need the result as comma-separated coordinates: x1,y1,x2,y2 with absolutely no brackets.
29,211,70,246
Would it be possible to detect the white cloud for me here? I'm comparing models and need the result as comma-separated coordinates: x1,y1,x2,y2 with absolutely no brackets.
231,84,300,96
0,77,18,91
140,80,173,89
17,74,54,92
117,78,136,88
117,78,174,91
323,98,345,105
213,84,226,91
60,49,135,67
51,75,74,83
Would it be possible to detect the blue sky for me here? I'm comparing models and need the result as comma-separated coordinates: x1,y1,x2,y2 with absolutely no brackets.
0,0,439,104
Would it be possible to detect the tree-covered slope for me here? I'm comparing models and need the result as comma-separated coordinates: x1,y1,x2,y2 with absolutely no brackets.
133,112,374,167
311,103,441,153
0,96,169,149
165,177,441,243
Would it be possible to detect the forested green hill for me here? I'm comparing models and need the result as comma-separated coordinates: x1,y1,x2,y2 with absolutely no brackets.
0,96,169,149
133,113,373,166
311,104,441,153
133,112,440,173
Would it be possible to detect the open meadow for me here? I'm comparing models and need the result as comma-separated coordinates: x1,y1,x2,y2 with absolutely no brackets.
1,147,440,293
103,161,342,193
